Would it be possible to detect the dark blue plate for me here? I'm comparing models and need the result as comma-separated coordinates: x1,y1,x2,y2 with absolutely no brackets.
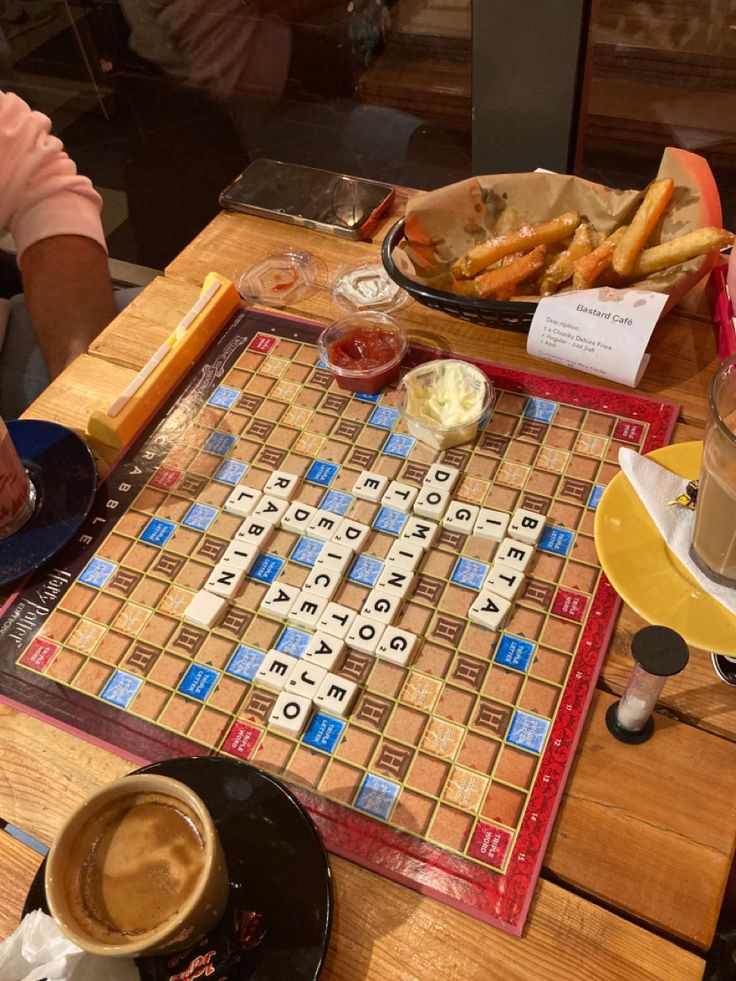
23,756,332,980
0,420,97,587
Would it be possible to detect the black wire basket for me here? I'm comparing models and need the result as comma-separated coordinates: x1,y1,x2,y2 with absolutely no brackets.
381,218,538,332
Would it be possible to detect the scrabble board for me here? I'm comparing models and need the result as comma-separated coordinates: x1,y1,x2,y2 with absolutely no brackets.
0,307,677,934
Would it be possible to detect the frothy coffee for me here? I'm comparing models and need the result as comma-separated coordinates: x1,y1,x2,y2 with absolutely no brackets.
691,407,736,584
63,791,206,944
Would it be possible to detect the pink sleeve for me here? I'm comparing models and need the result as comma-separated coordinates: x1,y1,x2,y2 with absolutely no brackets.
0,91,107,261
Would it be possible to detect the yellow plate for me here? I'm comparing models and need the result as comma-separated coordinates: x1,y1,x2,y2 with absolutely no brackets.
594,440,736,654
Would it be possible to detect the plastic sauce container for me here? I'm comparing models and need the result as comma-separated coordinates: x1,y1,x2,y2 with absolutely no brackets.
320,313,407,395
397,359,495,450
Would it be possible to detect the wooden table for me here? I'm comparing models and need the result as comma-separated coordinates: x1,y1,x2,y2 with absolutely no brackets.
2,196,735,980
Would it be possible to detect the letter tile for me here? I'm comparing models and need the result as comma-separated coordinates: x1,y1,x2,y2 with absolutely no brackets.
376,625,418,666
254,650,296,691
400,516,439,548
413,485,450,521
352,470,389,503
269,690,312,736
484,562,526,601
375,566,415,598
360,589,402,625
314,673,359,717
306,510,342,541
315,542,354,575
252,494,289,524
474,507,511,542
263,470,300,500
204,562,244,599
424,463,460,492
332,518,370,550
235,517,275,548
385,539,424,571
281,501,317,535
495,537,535,572
224,484,261,517
221,540,257,571
183,590,227,628
442,500,479,535
316,602,357,640
345,615,385,655
260,582,300,620
508,507,546,545
289,592,329,630
468,590,511,631
382,480,419,512
303,631,346,671
285,661,328,700
302,567,341,601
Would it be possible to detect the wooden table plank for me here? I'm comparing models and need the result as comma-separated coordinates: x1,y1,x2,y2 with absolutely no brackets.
324,860,705,981
88,277,201,370
0,686,732,947
0,826,704,981
0,832,43,939
547,691,736,947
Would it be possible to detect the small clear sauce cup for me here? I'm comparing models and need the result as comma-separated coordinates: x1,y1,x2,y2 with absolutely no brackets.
397,359,495,450
319,312,407,396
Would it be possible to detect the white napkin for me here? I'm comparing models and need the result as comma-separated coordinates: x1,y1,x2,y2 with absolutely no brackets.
618,447,736,617
0,911,140,981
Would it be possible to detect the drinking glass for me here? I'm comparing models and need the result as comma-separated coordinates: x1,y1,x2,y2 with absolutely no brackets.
690,355,736,584
0,418,35,539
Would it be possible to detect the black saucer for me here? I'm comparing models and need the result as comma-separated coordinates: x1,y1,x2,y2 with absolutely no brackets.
23,757,332,980
0,420,97,587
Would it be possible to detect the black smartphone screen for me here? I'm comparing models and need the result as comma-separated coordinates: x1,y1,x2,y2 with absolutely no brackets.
220,159,394,236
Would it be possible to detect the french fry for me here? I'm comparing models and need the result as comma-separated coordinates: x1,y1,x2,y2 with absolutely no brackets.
451,212,581,278
474,246,547,299
451,277,482,298
572,226,628,290
627,226,734,278
492,207,526,236
538,223,594,295
611,178,675,276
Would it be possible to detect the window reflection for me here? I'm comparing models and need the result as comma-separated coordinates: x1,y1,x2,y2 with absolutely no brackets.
0,1,472,269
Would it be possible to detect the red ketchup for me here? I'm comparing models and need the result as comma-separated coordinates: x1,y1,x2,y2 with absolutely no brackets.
326,325,405,395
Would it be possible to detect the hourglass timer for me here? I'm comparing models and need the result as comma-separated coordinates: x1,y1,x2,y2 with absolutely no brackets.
606,625,689,744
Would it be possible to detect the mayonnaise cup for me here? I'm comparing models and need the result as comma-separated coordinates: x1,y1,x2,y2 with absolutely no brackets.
397,359,494,450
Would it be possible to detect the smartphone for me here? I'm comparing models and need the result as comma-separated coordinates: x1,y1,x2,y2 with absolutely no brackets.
219,159,395,240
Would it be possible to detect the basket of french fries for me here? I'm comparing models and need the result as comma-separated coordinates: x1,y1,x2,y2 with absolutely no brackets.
382,147,733,332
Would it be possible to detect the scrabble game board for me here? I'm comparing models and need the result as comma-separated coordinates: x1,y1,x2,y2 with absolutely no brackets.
0,306,678,934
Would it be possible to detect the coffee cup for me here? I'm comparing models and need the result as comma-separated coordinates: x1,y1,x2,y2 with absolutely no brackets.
690,354,736,585
0,417,35,539
45,773,229,957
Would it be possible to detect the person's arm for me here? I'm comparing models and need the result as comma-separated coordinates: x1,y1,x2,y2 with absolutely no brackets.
0,92,115,376
19,234,117,378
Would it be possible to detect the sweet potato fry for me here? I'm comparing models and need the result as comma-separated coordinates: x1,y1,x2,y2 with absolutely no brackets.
538,223,594,295
627,226,734,278
612,178,674,276
572,226,628,290
451,213,580,278
474,246,547,299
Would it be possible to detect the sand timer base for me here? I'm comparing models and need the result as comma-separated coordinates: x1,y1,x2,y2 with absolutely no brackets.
710,654,736,688
0,421,96,587
605,702,655,744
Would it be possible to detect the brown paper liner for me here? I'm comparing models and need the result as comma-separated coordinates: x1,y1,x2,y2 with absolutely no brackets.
392,147,724,315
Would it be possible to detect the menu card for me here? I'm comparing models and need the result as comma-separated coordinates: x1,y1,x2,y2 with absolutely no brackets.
526,287,668,387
